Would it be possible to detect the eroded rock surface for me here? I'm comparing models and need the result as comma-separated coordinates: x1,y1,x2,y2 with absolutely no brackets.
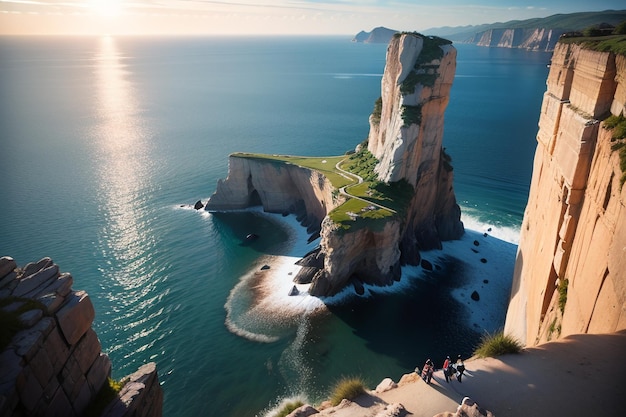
0,256,163,417
504,42,626,346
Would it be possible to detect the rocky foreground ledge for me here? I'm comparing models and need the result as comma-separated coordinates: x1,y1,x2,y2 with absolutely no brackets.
286,330,626,417
0,256,163,417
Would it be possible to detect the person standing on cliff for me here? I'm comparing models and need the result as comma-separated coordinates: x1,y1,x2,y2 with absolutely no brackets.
443,356,451,383
455,355,466,383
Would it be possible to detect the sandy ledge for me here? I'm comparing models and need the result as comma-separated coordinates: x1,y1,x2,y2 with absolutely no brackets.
310,330,626,416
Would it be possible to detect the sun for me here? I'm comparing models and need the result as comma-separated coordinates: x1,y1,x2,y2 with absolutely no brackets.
89,0,124,17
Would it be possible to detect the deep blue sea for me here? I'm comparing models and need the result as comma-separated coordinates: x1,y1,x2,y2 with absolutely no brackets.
0,36,551,416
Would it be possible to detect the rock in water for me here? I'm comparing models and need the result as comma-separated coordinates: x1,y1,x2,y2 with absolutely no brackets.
288,285,299,296
193,200,204,210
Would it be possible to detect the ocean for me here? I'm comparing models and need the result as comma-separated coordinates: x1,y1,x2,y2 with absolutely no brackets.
0,36,551,416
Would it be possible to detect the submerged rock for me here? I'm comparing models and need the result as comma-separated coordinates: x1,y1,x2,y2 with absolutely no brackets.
420,259,433,271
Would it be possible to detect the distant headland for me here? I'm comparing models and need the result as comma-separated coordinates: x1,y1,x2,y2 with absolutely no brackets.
351,26,398,44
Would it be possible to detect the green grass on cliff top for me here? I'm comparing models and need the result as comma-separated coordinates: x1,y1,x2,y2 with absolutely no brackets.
233,152,405,231
232,153,351,188
559,34,626,56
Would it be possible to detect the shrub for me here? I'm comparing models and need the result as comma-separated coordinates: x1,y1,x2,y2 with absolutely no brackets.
558,278,569,314
371,97,383,125
345,146,379,181
329,377,367,406
83,377,127,417
401,105,422,126
473,331,522,358
275,400,305,417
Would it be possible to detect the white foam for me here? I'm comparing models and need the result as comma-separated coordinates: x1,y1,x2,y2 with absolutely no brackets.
218,207,518,340
460,212,521,244
433,229,517,332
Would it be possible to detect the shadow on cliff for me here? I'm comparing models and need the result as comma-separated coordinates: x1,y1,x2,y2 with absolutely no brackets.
437,331,626,417
210,211,296,256
324,255,484,372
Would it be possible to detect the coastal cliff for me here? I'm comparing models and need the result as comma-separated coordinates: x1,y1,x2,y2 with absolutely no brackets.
0,256,163,417
504,42,626,346
206,33,463,296
366,33,462,247
470,28,564,51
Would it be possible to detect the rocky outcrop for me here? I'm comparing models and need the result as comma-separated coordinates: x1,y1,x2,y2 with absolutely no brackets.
206,33,463,296
0,256,163,417
367,33,463,248
470,28,565,51
504,43,626,346
309,34,464,296
205,156,341,234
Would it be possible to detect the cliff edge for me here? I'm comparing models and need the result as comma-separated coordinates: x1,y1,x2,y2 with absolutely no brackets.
504,41,626,346
0,256,163,417
205,33,463,296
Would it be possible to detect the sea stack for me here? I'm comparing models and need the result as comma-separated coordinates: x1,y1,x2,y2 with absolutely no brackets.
504,41,626,346
309,33,463,296
206,33,463,296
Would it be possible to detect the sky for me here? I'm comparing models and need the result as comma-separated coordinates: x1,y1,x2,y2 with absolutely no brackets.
0,0,624,36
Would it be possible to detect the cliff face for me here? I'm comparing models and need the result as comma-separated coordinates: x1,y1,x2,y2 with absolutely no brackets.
470,28,565,51
367,34,456,185
366,33,463,251
205,156,341,235
206,33,463,296
504,43,626,346
0,256,163,417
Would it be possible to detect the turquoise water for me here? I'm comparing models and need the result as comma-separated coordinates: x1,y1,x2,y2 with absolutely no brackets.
0,36,551,416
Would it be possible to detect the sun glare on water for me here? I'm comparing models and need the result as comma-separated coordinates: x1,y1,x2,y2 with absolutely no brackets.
89,0,123,16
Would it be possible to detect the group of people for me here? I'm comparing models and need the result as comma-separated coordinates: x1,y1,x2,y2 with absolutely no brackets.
420,355,465,384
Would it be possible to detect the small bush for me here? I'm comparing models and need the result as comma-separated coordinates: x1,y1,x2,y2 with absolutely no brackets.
558,278,569,314
83,377,127,417
345,146,379,181
275,400,304,417
401,105,422,126
473,331,522,358
371,97,383,125
329,377,366,406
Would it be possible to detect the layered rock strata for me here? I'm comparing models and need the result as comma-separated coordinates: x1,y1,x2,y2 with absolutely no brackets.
366,33,463,248
470,28,565,51
504,42,626,346
0,256,163,417
206,33,463,296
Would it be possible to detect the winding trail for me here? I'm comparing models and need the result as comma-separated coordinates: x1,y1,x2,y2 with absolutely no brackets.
333,158,397,214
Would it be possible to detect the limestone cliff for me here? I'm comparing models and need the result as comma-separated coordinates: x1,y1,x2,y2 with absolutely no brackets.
504,42,626,346
206,33,463,296
205,155,340,235
470,28,564,51
0,256,163,417
366,33,463,250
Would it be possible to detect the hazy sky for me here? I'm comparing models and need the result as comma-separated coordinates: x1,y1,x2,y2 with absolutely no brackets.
1,0,624,36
